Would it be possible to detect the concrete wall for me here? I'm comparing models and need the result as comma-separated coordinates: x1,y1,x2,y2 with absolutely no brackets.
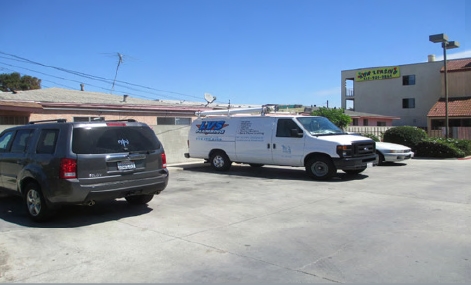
149,125,194,165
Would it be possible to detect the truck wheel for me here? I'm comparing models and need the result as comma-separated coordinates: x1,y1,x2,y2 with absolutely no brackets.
343,167,367,175
305,157,336,180
125,194,154,205
210,151,232,171
24,182,52,222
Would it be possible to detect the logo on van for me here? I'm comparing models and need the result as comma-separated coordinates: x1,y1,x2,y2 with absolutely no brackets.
196,121,228,134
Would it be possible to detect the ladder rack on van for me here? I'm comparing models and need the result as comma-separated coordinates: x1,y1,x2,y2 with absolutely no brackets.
194,103,301,117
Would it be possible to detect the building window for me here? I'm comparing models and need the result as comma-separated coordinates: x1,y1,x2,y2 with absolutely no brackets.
352,118,358,126
403,75,415,85
363,119,368,126
0,116,29,125
377,122,386,126
157,117,191,125
73,117,104,122
431,119,444,130
402,98,415,108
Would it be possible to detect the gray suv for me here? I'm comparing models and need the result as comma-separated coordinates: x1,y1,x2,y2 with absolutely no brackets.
0,119,169,221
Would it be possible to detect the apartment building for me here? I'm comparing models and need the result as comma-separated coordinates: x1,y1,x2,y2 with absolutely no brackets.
341,56,471,130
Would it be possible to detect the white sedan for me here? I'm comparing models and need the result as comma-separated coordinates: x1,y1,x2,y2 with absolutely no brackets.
375,142,414,165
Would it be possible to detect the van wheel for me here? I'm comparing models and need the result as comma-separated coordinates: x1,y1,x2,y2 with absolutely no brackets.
343,167,367,175
305,157,336,180
125,194,154,205
24,182,52,222
210,151,232,171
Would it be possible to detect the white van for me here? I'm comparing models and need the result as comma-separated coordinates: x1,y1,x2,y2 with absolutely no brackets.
184,108,376,180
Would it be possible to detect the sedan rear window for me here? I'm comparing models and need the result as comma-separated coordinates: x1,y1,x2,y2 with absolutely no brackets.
72,126,161,154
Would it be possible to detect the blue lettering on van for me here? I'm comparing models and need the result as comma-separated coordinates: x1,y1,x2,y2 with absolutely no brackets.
196,121,228,134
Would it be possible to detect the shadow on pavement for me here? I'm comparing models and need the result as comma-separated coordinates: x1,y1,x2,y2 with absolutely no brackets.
0,194,153,228
173,163,370,182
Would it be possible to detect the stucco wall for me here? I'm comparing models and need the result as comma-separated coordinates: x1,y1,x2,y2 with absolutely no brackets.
341,61,444,128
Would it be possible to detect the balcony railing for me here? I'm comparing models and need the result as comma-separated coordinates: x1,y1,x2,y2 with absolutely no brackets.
345,88,354,97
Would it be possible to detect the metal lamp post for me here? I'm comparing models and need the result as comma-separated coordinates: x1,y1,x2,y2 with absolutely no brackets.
429,33,459,139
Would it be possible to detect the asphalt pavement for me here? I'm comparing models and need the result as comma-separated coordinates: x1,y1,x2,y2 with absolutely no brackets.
1,158,470,283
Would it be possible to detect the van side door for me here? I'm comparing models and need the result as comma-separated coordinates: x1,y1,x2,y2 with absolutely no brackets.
271,118,305,167
234,117,274,164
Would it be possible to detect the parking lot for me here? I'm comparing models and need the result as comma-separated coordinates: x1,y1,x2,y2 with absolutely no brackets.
1,158,470,283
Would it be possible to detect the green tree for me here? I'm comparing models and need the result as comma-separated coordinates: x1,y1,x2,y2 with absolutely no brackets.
311,107,352,129
0,72,41,92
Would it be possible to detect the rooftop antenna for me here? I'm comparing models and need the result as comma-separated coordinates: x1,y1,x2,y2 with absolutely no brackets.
111,52,123,94
204,93,216,106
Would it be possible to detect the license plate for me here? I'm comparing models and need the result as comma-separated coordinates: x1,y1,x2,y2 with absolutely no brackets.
117,161,136,170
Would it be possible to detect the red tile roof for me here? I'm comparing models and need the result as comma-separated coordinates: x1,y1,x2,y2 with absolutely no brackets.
440,58,471,72
427,96,471,117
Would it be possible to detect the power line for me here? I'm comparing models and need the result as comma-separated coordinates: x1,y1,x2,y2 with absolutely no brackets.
0,51,209,103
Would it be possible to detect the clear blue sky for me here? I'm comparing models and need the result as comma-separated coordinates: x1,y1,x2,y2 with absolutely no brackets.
1,0,470,108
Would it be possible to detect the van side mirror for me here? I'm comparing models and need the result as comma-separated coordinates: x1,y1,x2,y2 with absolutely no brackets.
290,129,303,138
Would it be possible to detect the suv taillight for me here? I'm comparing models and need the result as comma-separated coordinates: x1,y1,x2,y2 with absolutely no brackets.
60,158,77,179
161,153,167,168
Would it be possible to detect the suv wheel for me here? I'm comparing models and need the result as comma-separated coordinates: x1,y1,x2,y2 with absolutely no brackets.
24,183,51,222
125,194,154,205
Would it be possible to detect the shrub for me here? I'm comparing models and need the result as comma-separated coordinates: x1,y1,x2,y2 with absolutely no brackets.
361,133,380,142
416,139,465,158
454,139,471,156
418,138,471,157
383,126,428,152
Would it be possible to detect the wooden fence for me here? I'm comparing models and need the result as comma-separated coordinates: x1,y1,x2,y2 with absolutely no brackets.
428,127,471,140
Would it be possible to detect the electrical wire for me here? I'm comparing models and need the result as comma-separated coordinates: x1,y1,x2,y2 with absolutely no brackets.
0,51,222,106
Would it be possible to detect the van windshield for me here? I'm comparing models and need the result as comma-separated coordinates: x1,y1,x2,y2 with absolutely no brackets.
296,117,346,136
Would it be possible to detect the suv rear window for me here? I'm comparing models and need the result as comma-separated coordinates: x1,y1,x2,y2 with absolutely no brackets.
72,126,161,154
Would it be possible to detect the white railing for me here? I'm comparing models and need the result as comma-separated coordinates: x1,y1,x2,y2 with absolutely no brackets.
346,126,394,140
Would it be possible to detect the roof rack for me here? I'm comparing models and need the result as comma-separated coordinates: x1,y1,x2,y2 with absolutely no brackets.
86,118,137,122
195,106,270,117
102,119,137,122
28,119,67,124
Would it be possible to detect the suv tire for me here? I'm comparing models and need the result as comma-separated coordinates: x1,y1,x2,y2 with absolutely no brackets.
125,194,154,205
24,182,52,222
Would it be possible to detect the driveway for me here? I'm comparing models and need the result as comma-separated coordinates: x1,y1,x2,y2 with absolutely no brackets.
1,158,470,283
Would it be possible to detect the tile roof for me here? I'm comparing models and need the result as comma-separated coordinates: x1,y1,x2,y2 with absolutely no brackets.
440,57,471,72
427,96,471,117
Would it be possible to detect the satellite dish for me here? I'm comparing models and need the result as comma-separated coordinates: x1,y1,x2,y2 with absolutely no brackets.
204,93,216,106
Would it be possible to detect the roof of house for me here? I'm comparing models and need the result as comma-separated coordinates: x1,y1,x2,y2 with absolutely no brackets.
0,87,201,106
0,87,245,114
440,57,471,72
427,96,471,117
